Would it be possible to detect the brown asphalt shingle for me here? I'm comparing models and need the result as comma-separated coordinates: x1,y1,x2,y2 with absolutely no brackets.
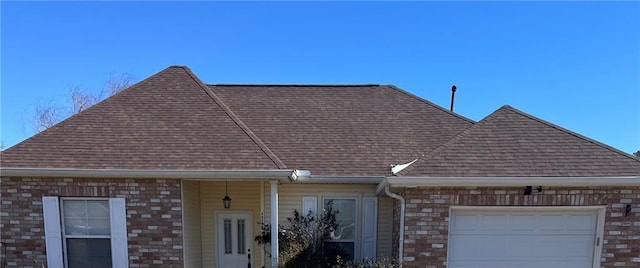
1,66,281,170
401,105,640,177
4,66,636,178
211,84,474,176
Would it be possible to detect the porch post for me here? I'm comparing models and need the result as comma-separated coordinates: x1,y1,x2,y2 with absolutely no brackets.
270,180,279,267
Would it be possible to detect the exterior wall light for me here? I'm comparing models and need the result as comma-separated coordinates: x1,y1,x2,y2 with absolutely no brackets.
222,180,232,209
524,186,543,195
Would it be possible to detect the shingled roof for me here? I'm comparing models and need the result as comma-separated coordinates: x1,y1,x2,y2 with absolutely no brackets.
1,66,284,170
3,66,636,178
1,66,473,175
210,84,474,176
400,105,640,177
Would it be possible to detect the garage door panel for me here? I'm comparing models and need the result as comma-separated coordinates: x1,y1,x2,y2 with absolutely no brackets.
534,236,567,257
449,236,478,258
510,215,535,230
452,235,591,259
480,215,507,230
476,238,505,258
451,215,478,231
452,213,595,235
567,214,597,231
450,261,536,268
451,260,591,268
535,236,594,257
504,237,534,257
449,236,507,260
538,214,565,230
449,208,597,268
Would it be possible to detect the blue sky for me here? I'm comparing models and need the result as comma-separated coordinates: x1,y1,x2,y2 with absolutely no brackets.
1,1,639,154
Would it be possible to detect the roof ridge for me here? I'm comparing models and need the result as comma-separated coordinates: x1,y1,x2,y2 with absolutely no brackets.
386,85,476,124
400,104,640,176
210,84,381,87
180,67,288,169
503,105,640,163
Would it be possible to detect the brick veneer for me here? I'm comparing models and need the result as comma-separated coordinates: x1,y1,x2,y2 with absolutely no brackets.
401,187,640,268
0,177,183,268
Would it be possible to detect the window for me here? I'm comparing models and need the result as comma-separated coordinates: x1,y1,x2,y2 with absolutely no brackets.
304,196,377,262
323,198,356,261
62,199,112,268
42,197,129,268
237,219,246,254
224,219,232,254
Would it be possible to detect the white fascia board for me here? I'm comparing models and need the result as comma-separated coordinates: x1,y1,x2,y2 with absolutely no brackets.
0,167,305,183
295,175,384,184
385,176,640,187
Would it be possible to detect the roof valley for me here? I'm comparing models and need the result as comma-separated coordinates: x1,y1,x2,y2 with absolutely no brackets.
180,67,288,169
397,115,480,176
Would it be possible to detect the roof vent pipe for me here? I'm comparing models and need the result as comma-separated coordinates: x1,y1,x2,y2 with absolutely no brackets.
450,85,457,112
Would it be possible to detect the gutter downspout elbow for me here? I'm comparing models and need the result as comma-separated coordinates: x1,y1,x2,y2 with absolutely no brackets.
384,184,405,267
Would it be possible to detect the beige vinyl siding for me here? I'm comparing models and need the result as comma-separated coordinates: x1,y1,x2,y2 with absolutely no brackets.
182,180,203,268
263,183,393,261
376,196,393,258
200,181,263,268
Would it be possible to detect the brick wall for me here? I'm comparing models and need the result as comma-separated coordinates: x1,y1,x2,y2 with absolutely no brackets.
0,177,183,268
400,187,640,268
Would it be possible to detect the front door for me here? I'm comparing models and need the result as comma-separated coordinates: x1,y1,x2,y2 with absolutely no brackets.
217,211,253,268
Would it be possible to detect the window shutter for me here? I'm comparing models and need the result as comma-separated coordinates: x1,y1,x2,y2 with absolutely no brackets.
302,196,317,217
109,198,129,268
42,196,64,268
362,197,377,259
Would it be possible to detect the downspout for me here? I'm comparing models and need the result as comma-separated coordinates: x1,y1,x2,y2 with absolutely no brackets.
384,185,405,267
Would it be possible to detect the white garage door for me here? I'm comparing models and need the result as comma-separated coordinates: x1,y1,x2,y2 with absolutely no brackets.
448,207,600,268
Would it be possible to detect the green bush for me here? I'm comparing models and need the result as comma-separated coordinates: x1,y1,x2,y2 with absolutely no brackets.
255,202,400,268
256,202,345,267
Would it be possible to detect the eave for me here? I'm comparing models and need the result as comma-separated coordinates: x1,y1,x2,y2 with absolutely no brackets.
376,176,640,194
0,167,311,183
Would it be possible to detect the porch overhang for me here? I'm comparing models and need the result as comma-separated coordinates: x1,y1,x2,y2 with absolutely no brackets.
376,176,640,194
0,167,311,183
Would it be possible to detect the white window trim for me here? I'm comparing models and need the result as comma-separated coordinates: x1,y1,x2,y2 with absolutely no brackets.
60,197,111,268
43,196,129,268
361,196,377,260
308,194,378,261
322,196,359,260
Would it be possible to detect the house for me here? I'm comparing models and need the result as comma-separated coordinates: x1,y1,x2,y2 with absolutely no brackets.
1,65,638,268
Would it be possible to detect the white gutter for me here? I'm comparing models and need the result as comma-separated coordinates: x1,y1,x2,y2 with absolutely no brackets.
0,168,311,183
387,176,640,187
295,175,383,184
383,183,405,267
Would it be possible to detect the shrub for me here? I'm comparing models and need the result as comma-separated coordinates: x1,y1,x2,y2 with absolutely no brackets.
256,202,345,267
332,256,401,268
255,202,399,268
